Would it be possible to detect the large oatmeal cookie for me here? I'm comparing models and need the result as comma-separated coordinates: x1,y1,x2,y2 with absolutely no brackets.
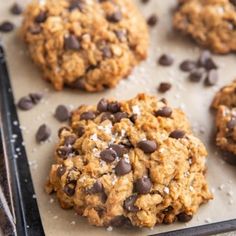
21,0,148,92
173,0,236,54
45,94,212,228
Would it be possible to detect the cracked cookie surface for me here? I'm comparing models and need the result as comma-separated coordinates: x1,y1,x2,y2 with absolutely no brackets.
45,93,212,228
21,0,148,92
173,0,236,54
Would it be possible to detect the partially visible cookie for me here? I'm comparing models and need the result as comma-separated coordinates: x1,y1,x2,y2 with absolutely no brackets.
45,93,212,228
173,0,236,54
21,0,148,92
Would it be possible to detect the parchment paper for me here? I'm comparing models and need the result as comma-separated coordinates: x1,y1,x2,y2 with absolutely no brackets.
1,0,236,235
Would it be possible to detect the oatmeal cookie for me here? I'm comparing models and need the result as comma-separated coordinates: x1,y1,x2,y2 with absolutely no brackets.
45,93,212,228
21,0,148,92
173,0,236,54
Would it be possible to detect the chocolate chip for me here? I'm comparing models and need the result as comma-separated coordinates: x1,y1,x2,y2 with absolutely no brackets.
100,149,117,163
107,11,122,23
147,14,158,27
69,0,84,11
230,0,236,6
155,107,172,118
137,140,157,154
101,46,112,58
109,144,128,157
205,69,218,86
0,21,14,32
169,130,185,139
64,135,76,146
10,3,23,15
29,93,43,104
141,0,150,3
189,68,205,82
108,102,121,113
130,114,138,123
227,118,236,130
64,184,75,196
114,112,128,123
35,11,47,23
115,30,126,42
158,82,172,93
17,96,34,110
97,98,108,112
55,105,71,122
64,35,80,50
58,126,71,138
158,54,174,66
110,216,127,227
179,60,196,72
69,77,85,90
203,58,218,71
80,111,96,121
198,50,211,67
87,181,103,194
36,124,51,142
29,25,41,34
101,112,114,122
76,126,85,137
57,166,67,177
124,194,139,212
177,213,193,222
120,139,134,149
115,159,132,176
57,146,72,159
135,176,152,194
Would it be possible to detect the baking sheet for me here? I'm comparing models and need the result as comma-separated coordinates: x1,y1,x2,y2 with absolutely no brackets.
1,0,236,235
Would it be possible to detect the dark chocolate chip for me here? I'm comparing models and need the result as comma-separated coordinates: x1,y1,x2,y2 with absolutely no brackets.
115,30,126,42
179,60,196,72
158,54,174,66
77,125,85,137
64,135,76,146
29,93,43,104
135,176,152,194
101,46,112,58
100,149,117,163
35,11,47,23
80,111,96,121
10,3,23,15
204,58,218,71
58,126,71,138
158,82,172,93
204,69,218,86
108,101,121,113
198,50,211,67
64,184,75,196
55,105,71,122
57,146,72,159
124,194,139,212
64,35,80,50
36,124,51,142
230,0,236,6
147,14,158,27
57,165,67,177
101,112,114,122
17,96,34,110
177,213,193,222
69,77,85,90
114,112,128,123
130,114,138,123
227,118,236,130
0,21,14,32
97,98,108,112
87,181,103,194
29,25,41,34
169,130,185,139
107,11,122,23
115,159,132,176
155,106,172,118
109,144,128,157
110,216,127,227
137,140,157,154
69,0,84,11
189,68,204,82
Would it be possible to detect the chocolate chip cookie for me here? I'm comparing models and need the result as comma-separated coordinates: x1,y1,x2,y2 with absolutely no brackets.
21,0,148,92
173,0,236,54
45,93,212,228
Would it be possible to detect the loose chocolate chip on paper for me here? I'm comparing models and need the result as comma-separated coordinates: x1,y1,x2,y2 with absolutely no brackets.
0,21,14,32
115,159,132,176
135,176,152,194
35,11,47,23
169,129,185,139
17,96,34,111
10,3,23,15
189,68,204,82
155,106,172,118
97,98,108,112
124,194,139,212
107,11,122,23
64,35,80,50
158,54,174,66
137,140,157,153
36,124,51,142
80,111,96,121
29,93,43,104
147,14,158,27
55,105,71,122
179,60,196,72
100,149,117,163
158,82,172,93
205,69,218,86
56,165,67,177
87,181,103,194
177,212,193,222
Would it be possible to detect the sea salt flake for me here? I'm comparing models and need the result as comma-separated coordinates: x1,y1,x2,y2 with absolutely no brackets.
163,187,169,194
132,105,141,116
90,134,98,141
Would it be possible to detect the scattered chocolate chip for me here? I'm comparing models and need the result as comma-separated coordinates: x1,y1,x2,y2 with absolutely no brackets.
110,216,127,227
155,106,172,118
101,46,112,58
80,111,96,121
108,101,121,113
177,213,193,222
124,194,139,212
29,25,41,34
97,98,108,112
64,135,76,146
10,3,23,15
180,60,196,72
35,11,47,23
205,69,218,86
169,130,185,139
189,68,205,82
64,35,80,50
64,184,75,196
101,112,114,122
29,93,43,104
114,112,128,123
137,140,157,154
55,105,71,122
0,21,14,32
87,181,103,194
107,11,122,23
147,14,158,27
36,124,51,142
203,58,218,71
57,166,67,177
100,149,117,163
57,146,72,159
77,126,85,137
198,50,211,67
58,126,71,138
135,176,152,194
115,159,132,176
230,0,236,6
130,114,138,123
69,77,85,90
69,0,84,11
158,54,174,66
158,82,172,93
17,96,34,111
227,118,236,130
109,144,128,157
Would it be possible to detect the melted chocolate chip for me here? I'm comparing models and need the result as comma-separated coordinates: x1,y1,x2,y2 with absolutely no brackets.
36,124,51,142
115,159,132,176
80,111,96,121
137,140,157,153
100,149,117,163
135,176,152,194
179,60,196,72
107,11,122,23
97,98,108,112
177,213,193,222
169,130,185,139
35,11,47,23
158,54,174,66
0,21,14,32
124,194,139,212
87,181,103,194
64,35,80,50
109,144,128,157
158,82,172,93
114,112,128,123
55,105,71,122
155,107,172,118
57,166,67,177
